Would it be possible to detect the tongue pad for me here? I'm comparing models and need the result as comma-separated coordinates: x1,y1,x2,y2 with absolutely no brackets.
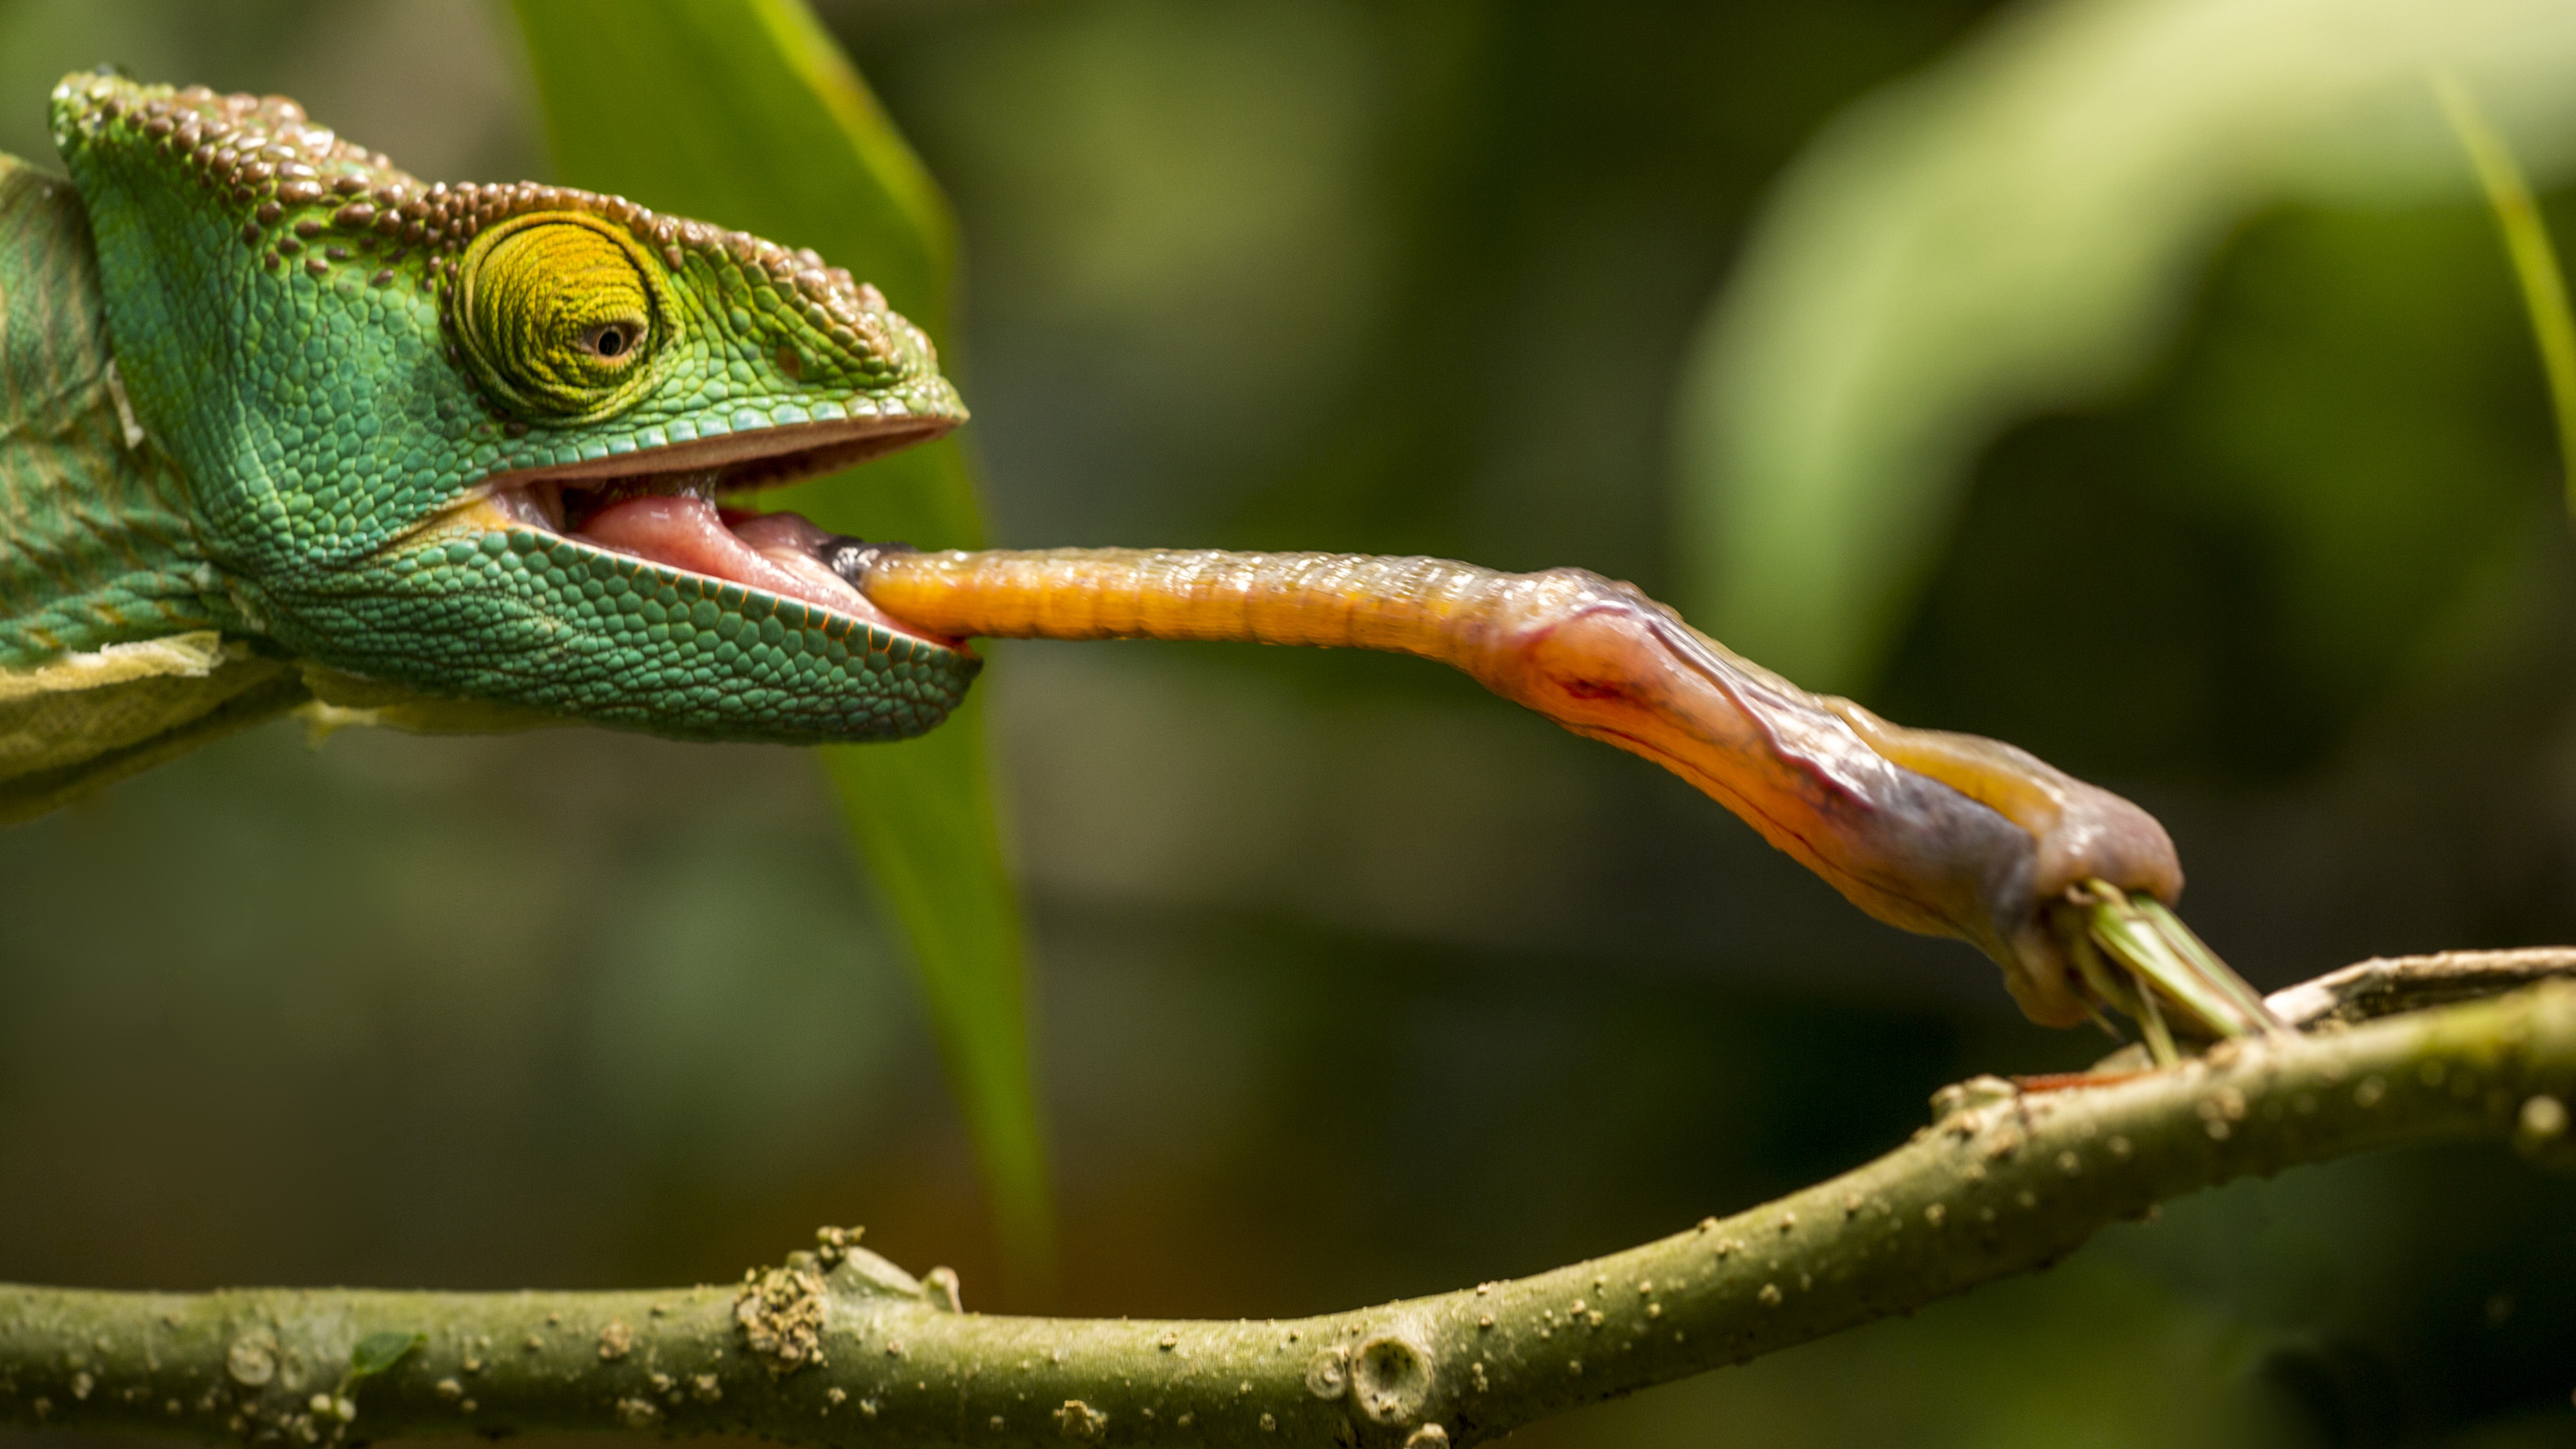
576,495,951,644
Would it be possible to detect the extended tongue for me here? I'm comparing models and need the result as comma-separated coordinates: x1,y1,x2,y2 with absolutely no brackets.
576,494,955,645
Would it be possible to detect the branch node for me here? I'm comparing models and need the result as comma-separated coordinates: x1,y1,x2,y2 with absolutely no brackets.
1929,1074,2015,1124
1305,1346,1349,1399
1350,1333,1433,1426
922,1265,964,1313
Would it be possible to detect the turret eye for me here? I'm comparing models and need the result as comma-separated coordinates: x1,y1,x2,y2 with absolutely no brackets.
452,211,668,421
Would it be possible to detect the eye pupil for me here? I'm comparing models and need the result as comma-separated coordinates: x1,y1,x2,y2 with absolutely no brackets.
576,318,645,363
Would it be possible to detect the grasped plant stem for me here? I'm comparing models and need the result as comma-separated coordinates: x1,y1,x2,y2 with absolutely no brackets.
4,969,2572,1449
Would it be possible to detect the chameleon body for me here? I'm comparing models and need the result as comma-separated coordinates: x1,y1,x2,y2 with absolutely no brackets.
1,73,2262,1036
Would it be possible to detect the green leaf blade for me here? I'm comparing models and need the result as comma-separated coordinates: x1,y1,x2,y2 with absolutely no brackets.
511,0,1052,1286
2436,69,2576,520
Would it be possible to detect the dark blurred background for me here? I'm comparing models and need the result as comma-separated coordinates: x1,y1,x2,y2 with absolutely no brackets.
5,1,2576,1444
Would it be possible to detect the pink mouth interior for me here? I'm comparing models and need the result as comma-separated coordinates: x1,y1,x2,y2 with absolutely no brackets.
576,495,957,647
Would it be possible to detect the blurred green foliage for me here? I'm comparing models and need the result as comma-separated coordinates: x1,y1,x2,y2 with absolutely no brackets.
1676,0,2576,695
4,1,2576,1446
511,0,1050,1287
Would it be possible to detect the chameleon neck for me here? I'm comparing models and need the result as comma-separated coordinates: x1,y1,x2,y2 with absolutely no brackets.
0,152,225,670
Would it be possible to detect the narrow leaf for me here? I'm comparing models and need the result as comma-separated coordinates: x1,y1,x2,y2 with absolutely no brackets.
511,0,1052,1284
2436,69,2576,520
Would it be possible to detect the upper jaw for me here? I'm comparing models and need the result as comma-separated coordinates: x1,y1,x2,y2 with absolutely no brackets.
489,411,960,499
468,409,967,649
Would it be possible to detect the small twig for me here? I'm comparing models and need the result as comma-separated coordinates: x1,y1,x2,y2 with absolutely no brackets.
2265,946,2576,1029
3,964,2572,1448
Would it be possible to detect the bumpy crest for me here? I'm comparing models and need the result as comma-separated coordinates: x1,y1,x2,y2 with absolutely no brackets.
47,71,954,440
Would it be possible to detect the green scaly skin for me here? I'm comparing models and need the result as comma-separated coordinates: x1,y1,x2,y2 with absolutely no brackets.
0,154,213,653
2,71,977,815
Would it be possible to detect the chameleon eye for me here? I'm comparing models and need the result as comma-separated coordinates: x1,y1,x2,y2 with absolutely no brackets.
452,212,665,420
581,319,643,361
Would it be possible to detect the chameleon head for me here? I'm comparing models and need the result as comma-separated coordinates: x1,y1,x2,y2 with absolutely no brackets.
49,72,978,743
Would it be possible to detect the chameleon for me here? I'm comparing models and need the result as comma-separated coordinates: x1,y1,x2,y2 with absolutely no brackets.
0,71,2273,1044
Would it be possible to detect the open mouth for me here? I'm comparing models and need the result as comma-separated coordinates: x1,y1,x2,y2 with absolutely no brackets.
473,415,960,649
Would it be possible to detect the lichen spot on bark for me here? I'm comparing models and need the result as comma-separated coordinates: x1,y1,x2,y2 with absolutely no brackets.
734,1265,827,1374
1053,1399,1109,1443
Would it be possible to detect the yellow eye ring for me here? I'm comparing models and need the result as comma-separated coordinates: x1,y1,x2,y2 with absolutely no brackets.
452,211,669,421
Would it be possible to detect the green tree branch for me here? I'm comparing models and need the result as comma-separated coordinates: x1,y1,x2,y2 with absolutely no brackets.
5,961,2571,1448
